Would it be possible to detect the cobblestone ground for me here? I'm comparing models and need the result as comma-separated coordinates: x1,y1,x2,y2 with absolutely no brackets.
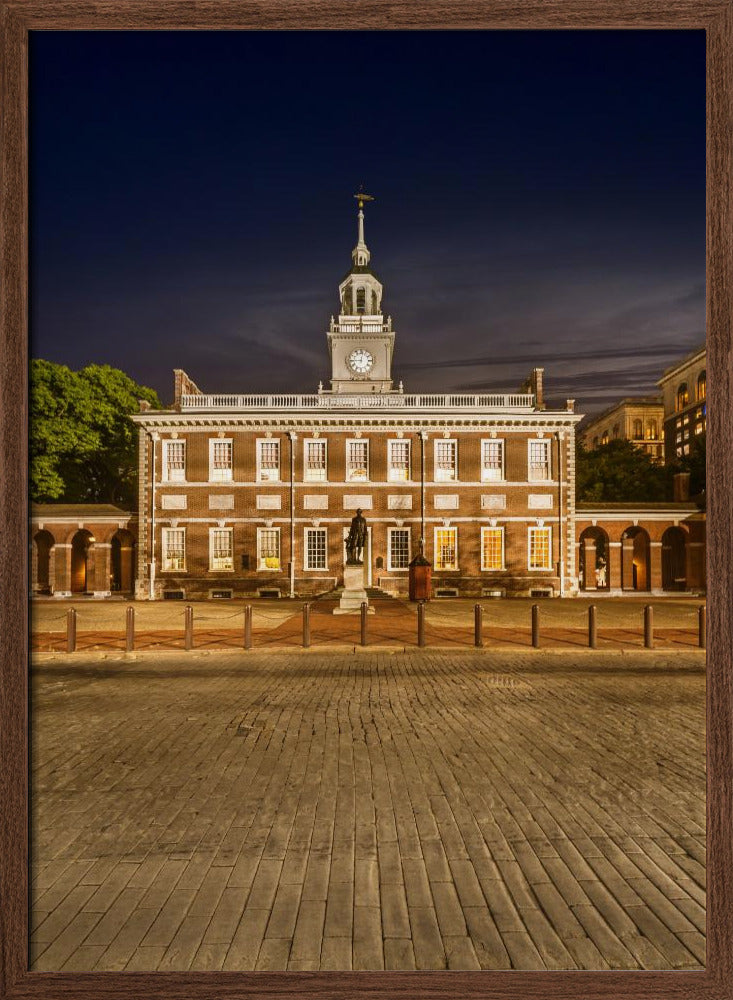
30,649,706,972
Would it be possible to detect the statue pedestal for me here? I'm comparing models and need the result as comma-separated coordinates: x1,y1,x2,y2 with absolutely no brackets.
334,562,374,614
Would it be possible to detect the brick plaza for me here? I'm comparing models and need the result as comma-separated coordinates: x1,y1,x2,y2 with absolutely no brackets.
31,640,705,972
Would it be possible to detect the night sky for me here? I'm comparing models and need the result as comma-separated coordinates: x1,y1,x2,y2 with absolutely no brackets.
30,30,705,417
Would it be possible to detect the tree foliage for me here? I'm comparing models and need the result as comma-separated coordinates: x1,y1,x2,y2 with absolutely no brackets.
672,432,706,500
575,438,673,503
31,361,160,505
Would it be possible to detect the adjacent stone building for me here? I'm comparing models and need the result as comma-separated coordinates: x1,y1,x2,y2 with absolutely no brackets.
657,345,706,462
578,397,665,463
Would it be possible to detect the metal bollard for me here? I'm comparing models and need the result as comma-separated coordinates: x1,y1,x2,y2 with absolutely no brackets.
244,604,252,650
531,604,540,648
125,606,135,652
588,604,597,649
474,604,483,648
66,608,77,654
417,601,426,648
360,602,368,646
303,603,311,648
698,605,706,649
184,605,194,650
644,604,654,649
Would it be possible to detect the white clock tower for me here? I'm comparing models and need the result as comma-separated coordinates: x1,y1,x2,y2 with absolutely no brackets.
323,193,398,395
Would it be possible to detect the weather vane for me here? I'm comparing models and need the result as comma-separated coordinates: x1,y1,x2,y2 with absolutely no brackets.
354,186,374,210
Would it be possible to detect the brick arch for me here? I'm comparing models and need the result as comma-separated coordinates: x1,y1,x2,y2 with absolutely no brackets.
621,526,651,592
32,529,55,595
578,526,610,591
662,525,689,592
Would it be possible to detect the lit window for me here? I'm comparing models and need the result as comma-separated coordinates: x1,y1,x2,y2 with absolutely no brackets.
304,528,327,570
434,527,458,571
646,420,658,440
209,439,233,482
163,440,186,482
435,440,457,482
210,528,233,571
481,527,504,571
528,440,551,481
257,439,280,482
697,371,706,400
162,527,186,571
632,420,642,440
257,528,281,570
388,528,410,570
528,526,552,571
601,432,609,445
346,440,369,481
695,423,704,435
676,382,689,411
304,440,327,482
481,440,504,482
388,440,411,481
613,424,620,439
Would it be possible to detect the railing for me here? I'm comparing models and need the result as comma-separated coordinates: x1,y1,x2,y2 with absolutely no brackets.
179,392,536,411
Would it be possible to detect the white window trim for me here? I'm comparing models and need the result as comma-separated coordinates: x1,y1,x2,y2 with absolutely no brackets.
303,527,328,571
257,526,282,571
256,438,281,483
209,437,233,483
162,439,186,483
387,527,411,572
433,525,459,572
480,438,505,483
527,438,552,482
345,437,370,483
480,525,505,572
161,526,186,572
434,438,458,483
303,438,328,483
209,527,234,573
527,525,553,572
387,438,412,483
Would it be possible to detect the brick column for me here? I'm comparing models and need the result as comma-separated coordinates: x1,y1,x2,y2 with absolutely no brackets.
650,541,664,595
30,540,38,593
608,541,622,593
621,538,635,590
583,537,597,590
54,543,72,597
91,542,112,597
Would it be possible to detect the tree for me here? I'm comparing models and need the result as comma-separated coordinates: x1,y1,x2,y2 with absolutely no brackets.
673,432,706,500
31,361,160,505
575,438,673,503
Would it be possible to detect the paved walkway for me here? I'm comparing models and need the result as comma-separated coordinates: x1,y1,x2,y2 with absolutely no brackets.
32,596,705,653
31,649,705,972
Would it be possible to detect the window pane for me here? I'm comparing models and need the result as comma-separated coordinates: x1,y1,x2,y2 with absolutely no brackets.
482,441,503,481
435,528,457,570
163,528,185,570
259,441,280,481
389,441,410,481
435,441,456,481
212,529,233,571
306,528,327,570
306,441,327,481
529,440,550,480
165,441,185,481
529,527,551,570
258,529,280,569
347,441,369,481
389,529,410,569
482,528,503,570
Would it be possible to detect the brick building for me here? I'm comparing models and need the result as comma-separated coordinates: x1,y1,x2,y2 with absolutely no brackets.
578,397,665,463
657,345,706,461
130,199,583,600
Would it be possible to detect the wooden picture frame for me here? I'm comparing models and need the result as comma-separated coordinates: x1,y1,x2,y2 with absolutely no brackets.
1,2,730,998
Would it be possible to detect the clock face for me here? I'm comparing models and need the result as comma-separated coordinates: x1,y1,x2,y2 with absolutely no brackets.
348,348,374,374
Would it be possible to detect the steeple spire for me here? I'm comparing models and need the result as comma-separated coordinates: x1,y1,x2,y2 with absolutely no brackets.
352,189,374,267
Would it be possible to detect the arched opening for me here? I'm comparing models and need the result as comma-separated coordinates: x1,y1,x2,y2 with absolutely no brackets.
697,370,706,400
632,419,643,439
662,527,687,591
676,382,689,411
612,424,620,439
578,527,610,591
371,290,379,314
111,529,136,593
33,529,55,594
621,526,651,591
356,288,366,314
601,431,609,445
646,419,658,440
70,529,94,594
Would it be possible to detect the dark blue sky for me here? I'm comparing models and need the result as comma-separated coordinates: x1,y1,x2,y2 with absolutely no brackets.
30,30,705,415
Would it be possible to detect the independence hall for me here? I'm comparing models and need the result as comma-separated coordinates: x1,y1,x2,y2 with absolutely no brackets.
31,199,705,600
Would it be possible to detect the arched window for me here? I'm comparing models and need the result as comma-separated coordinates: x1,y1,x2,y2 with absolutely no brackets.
601,431,609,445
676,382,689,411
632,419,643,439
612,424,620,439
697,370,706,400
356,288,366,314
647,420,658,440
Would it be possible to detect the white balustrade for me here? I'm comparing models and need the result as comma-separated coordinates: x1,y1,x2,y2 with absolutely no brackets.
179,393,536,411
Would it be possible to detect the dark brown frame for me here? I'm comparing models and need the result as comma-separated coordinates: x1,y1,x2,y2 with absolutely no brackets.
1,2,730,998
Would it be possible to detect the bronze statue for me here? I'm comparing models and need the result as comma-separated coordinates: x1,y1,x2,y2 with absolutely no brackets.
345,508,367,564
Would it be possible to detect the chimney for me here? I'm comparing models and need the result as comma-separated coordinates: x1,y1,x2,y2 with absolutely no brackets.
673,472,691,502
520,367,545,410
173,369,203,407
